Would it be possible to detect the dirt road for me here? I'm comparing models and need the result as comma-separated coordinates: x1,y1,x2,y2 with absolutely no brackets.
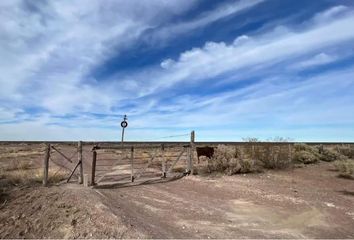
94,162,354,238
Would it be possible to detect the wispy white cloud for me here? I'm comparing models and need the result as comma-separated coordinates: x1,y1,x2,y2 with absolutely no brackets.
1,2,354,141
155,10,354,88
1,0,260,115
109,7,354,104
289,53,336,70
152,0,264,42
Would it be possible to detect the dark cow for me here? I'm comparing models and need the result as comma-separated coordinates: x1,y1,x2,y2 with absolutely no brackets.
196,146,214,163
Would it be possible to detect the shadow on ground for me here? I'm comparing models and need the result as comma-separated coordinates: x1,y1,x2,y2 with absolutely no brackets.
93,173,186,189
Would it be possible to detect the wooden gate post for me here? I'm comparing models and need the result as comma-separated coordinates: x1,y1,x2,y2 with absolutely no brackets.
161,144,166,178
130,146,135,182
78,141,83,184
91,150,97,186
188,130,195,175
43,143,50,186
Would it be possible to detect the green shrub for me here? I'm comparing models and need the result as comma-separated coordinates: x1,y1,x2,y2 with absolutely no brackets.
260,146,292,169
294,150,318,164
334,159,354,179
337,146,354,159
293,144,320,164
319,148,346,162
242,137,260,142
207,145,256,175
266,136,292,142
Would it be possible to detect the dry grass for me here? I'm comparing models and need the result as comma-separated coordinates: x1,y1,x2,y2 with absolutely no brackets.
0,147,44,160
334,159,354,179
4,159,34,171
1,168,42,185
1,159,67,190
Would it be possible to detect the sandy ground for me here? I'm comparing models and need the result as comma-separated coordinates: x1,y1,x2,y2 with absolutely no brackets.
1,143,354,238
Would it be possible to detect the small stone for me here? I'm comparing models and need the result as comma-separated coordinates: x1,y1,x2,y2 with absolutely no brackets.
325,202,335,208
71,219,77,226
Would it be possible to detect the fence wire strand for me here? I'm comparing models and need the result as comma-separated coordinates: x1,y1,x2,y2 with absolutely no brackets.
142,133,189,141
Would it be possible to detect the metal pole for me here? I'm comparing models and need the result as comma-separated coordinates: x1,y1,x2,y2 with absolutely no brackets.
121,114,128,145
121,127,125,144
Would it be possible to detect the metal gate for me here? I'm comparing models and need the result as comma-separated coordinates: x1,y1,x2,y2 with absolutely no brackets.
91,144,193,187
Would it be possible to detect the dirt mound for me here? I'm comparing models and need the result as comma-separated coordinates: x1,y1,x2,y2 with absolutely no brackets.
0,185,145,239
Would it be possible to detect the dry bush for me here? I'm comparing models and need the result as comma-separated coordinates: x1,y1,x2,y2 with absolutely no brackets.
336,145,354,159
242,137,260,142
334,159,354,179
319,148,346,162
266,136,292,142
260,146,292,169
48,169,68,183
2,169,42,185
294,150,318,164
293,144,347,164
293,144,320,164
206,145,257,175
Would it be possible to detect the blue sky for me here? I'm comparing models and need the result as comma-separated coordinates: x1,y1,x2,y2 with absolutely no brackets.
1,0,354,141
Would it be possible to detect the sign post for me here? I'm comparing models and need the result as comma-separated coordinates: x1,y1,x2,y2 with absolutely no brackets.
121,115,128,144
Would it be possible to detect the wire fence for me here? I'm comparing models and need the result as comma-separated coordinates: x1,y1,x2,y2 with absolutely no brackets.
141,133,190,141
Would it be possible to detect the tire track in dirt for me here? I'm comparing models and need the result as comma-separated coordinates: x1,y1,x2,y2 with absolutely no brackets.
93,164,354,239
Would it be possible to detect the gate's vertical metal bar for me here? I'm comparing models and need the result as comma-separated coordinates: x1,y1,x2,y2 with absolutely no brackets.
130,146,135,182
91,150,97,186
161,144,166,178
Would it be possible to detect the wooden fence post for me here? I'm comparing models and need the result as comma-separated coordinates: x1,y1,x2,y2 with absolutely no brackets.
189,130,195,175
161,144,166,178
78,141,83,184
43,143,50,186
271,145,274,163
288,144,292,162
91,150,97,186
83,174,89,187
130,146,135,182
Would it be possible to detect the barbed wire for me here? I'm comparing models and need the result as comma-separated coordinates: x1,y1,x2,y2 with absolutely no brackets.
142,133,190,141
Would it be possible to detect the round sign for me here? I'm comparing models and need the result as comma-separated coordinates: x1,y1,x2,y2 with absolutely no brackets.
121,120,128,128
